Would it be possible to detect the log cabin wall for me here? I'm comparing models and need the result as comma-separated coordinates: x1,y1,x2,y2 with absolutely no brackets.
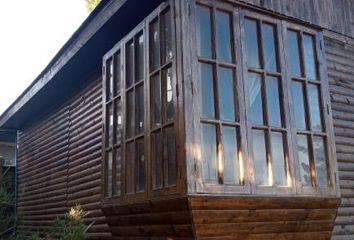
17,77,111,239
325,32,354,240
239,0,354,38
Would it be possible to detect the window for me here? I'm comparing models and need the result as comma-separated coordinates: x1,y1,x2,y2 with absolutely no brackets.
194,3,335,195
103,2,178,201
196,5,245,190
149,7,178,191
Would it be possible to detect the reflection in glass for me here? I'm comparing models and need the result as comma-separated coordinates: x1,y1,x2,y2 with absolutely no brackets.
135,85,144,134
303,34,317,80
107,151,113,197
136,138,145,192
166,127,177,186
297,135,312,186
218,67,236,121
252,130,268,186
222,127,239,184
271,132,286,186
313,136,328,188
200,63,215,119
107,58,114,100
126,41,134,88
115,147,121,196
115,52,121,95
151,74,161,127
196,6,212,59
201,124,218,183
107,104,113,147
153,132,163,189
164,68,174,121
149,19,160,72
136,33,145,82
288,30,301,76
161,9,173,64
216,11,232,63
245,19,260,68
126,142,135,194
292,81,307,130
266,76,282,127
116,99,122,145
308,84,323,132
126,91,134,139
249,72,263,125
262,23,278,72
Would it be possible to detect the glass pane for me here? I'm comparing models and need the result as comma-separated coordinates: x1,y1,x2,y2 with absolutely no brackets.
126,91,134,139
151,74,161,128
153,132,163,189
216,11,232,63
252,130,268,186
196,5,212,59
136,138,145,192
271,132,287,186
297,135,312,186
292,81,307,130
245,19,260,68
115,52,121,95
126,40,134,88
308,84,323,132
161,8,173,64
115,147,121,196
218,67,236,122
266,76,282,127
107,104,113,147
163,67,174,122
126,142,135,194
135,33,144,82
262,23,278,72
149,19,160,72
201,124,218,183
106,151,113,197
116,99,122,145
303,34,318,80
249,72,263,125
166,127,177,186
222,126,239,185
107,58,114,100
288,30,301,76
200,63,215,119
135,85,144,135
313,136,328,188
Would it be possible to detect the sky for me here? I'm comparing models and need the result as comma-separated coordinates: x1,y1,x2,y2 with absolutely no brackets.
0,1,89,116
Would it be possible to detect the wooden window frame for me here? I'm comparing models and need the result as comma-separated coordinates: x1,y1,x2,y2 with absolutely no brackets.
192,0,251,194
102,0,182,205
190,0,338,197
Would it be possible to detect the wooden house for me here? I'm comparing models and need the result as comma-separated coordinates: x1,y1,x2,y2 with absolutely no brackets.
0,0,354,239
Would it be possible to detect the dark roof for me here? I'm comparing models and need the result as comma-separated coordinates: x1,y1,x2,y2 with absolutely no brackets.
0,0,161,130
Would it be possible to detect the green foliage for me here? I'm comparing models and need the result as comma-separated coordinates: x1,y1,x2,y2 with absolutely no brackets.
52,205,89,240
0,169,14,237
85,0,101,12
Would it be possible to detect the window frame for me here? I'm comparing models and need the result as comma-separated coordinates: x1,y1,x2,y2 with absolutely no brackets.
190,0,338,197
191,0,251,194
102,0,182,204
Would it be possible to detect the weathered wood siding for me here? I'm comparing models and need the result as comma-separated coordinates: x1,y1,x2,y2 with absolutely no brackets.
239,0,354,38
17,78,111,239
325,32,354,240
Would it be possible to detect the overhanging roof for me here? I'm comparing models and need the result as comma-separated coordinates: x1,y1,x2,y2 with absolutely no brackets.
0,0,161,130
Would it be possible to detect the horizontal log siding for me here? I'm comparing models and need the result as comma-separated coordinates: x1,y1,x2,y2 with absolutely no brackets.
190,196,340,240
17,78,110,239
238,0,354,38
325,33,354,240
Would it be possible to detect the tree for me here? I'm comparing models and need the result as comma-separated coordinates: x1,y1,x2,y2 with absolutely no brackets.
85,0,101,12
